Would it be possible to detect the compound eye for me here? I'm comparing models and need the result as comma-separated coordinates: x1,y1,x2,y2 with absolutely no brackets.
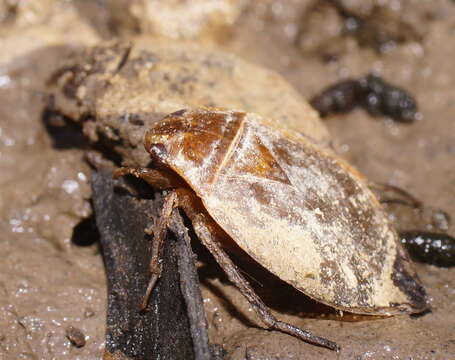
149,143,168,162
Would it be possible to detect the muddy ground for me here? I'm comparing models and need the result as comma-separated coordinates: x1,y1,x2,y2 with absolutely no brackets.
0,0,454,359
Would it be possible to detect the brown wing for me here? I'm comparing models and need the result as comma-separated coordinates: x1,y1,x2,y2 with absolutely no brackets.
153,109,427,315
200,113,426,315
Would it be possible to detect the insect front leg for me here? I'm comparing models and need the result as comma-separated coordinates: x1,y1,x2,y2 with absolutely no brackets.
191,214,340,351
140,190,178,310
114,166,181,190
114,167,197,309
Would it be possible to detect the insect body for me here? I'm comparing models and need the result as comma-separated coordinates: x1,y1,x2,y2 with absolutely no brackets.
116,108,428,350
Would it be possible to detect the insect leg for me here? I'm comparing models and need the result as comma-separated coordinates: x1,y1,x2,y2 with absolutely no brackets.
114,166,177,190
369,181,451,229
368,181,422,208
140,190,178,311
191,214,340,351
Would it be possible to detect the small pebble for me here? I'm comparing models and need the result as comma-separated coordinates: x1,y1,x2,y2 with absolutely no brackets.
84,307,95,318
65,325,86,348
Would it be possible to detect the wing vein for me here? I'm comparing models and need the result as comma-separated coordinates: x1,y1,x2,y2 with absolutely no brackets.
209,115,246,187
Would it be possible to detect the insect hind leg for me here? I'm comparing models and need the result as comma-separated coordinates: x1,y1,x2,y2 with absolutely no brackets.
191,214,340,351
369,181,422,208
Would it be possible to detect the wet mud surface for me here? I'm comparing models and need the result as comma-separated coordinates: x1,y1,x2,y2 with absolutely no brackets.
0,0,454,359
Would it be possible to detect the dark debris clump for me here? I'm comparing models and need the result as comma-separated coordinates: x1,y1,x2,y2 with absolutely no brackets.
400,231,455,268
310,74,419,123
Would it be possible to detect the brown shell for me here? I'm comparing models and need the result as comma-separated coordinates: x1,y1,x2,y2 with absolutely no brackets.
145,108,428,315
49,39,329,167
